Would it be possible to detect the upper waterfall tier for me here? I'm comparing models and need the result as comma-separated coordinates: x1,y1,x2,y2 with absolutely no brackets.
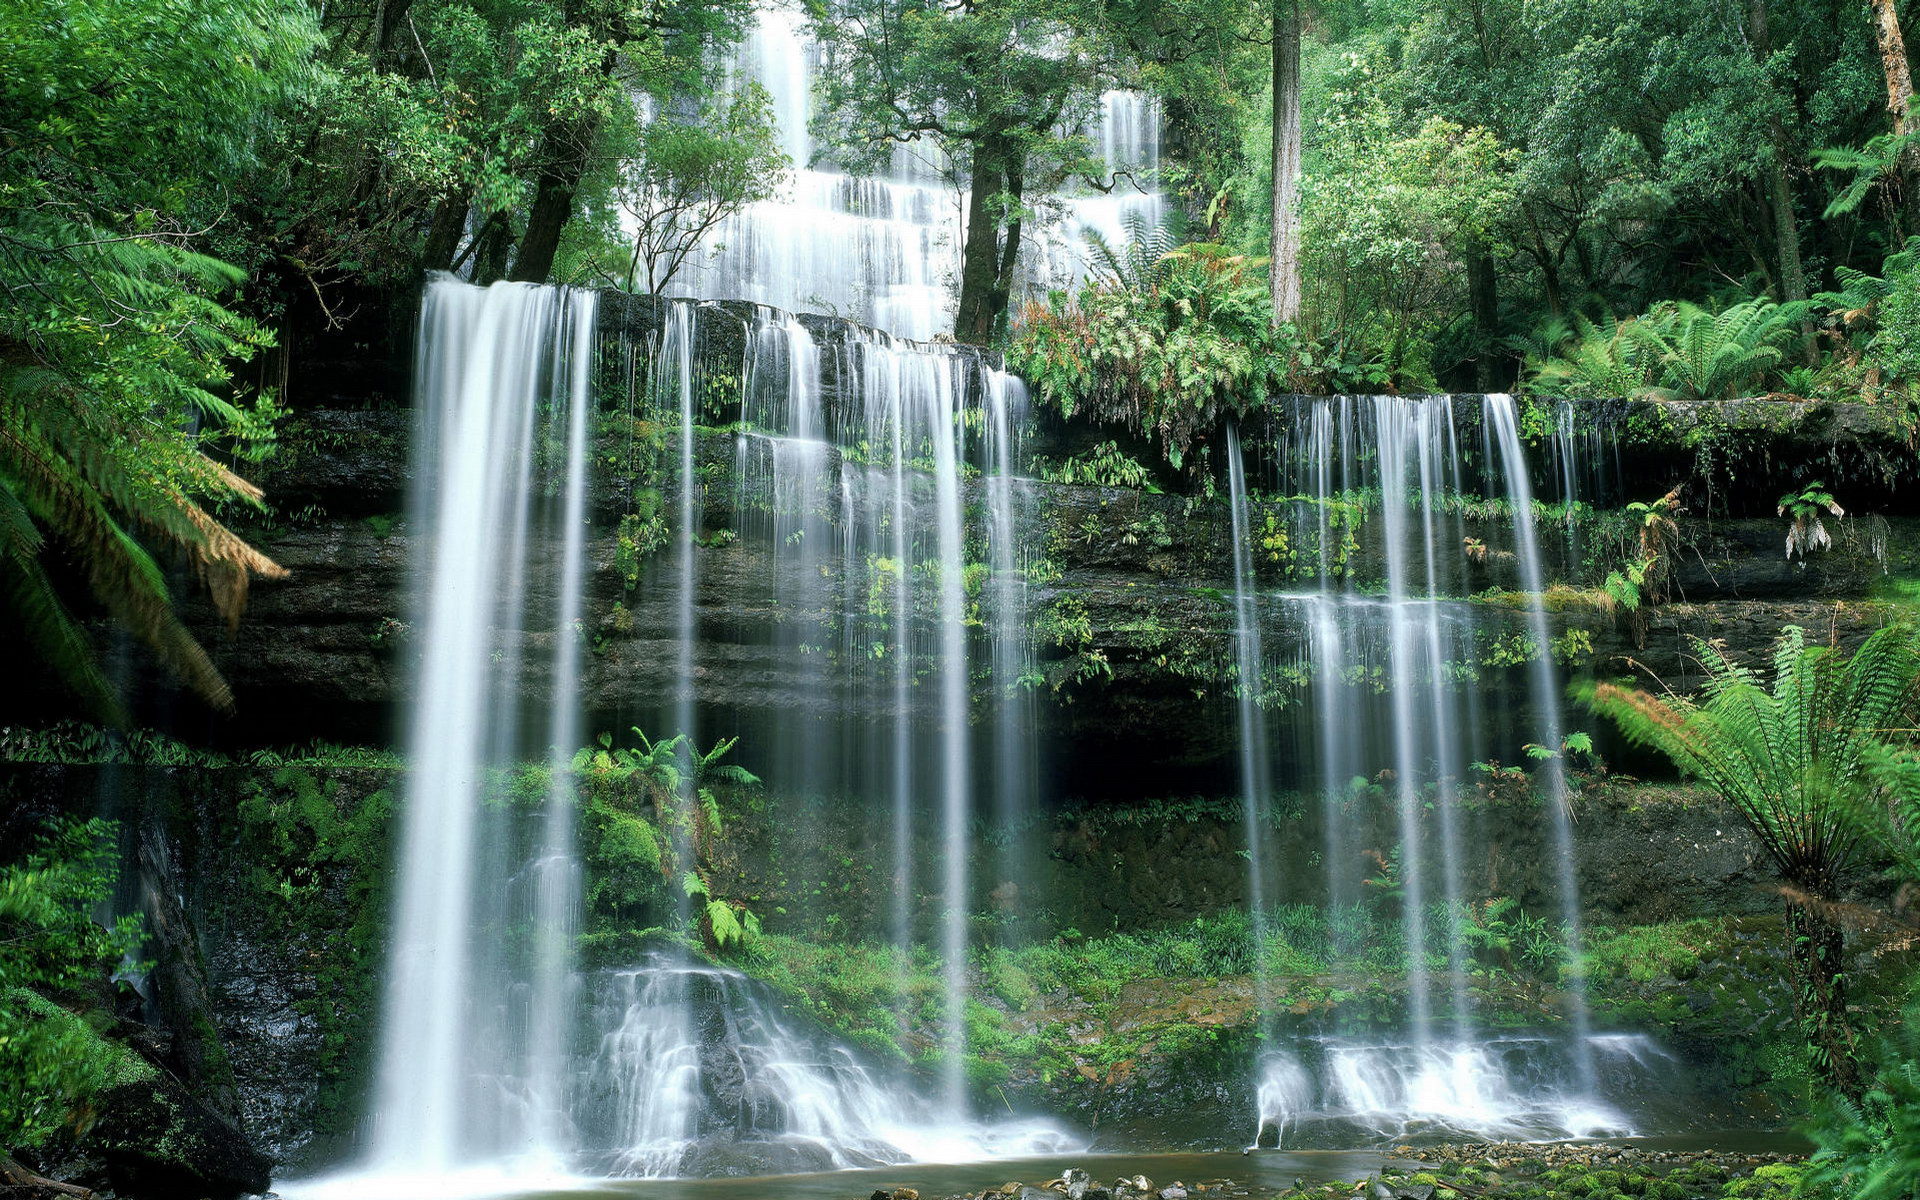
661,4,1164,338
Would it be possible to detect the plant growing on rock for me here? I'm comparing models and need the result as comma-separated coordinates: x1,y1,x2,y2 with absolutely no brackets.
1009,215,1282,475
1589,625,1920,1100
575,727,762,954
1779,482,1844,560
1601,488,1682,647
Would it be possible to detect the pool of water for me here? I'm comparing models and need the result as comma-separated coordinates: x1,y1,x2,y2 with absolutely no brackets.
279,1134,1812,1200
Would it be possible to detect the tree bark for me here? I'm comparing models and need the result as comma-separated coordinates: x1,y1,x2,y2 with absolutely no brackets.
1,1156,95,1198
1467,249,1499,390
420,189,470,273
1785,895,1864,1102
1269,0,1303,326
956,133,1012,344
1750,0,1815,361
989,150,1027,342
1870,0,1920,232
511,115,601,284
1870,0,1917,140
471,211,514,284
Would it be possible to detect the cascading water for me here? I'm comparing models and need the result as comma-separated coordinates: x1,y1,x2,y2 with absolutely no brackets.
619,298,1073,1168
669,5,958,338
297,281,1071,1200
365,279,597,1184
1487,395,1595,1090
1233,396,1614,1148
985,374,1039,930
671,4,1165,339
1225,426,1273,999
1254,1033,1668,1145
580,956,1065,1176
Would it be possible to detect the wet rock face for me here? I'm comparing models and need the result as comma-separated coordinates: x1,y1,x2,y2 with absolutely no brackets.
154,400,1910,783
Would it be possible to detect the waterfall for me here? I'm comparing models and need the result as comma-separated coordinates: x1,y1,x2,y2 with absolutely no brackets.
1225,426,1272,1000
369,279,597,1177
985,375,1038,933
624,301,1073,1170
669,5,1165,338
1254,1033,1662,1145
580,956,1069,1175
1486,395,1596,1089
669,5,958,339
1239,395,1609,1148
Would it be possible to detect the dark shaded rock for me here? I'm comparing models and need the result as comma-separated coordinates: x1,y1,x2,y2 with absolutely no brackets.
86,1073,271,1200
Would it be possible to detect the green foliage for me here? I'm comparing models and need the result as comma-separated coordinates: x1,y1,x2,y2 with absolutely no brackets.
237,768,393,918
811,0,1126,338
1777,482,1844,560
1010,220,1281,474
1527,299,1810,402
585,86,789,294
1592,625,1918,891
1296,55,1516,383
575,727,761,953
1031,442,1157,490
1802,996,1920,1200
0,819,145,1150
1591,624,1919,1093
0,721,401,770
0,0,311,714
615,508,670,591
229,768,392,1126
1580,920,1712,985
1815,133,1920,221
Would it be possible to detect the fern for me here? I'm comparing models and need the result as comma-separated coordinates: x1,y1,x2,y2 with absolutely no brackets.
1528,298,1807,400
1589,624,1919,1095
1802,995,1920,1200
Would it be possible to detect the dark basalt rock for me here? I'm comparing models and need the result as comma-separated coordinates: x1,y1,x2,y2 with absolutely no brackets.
84,1072,272,1200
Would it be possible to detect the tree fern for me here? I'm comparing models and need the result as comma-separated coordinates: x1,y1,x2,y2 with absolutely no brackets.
1589,624,1920,1097
0,0,307,714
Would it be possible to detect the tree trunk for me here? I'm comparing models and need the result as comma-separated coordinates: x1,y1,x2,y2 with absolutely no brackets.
956,134,1011,344
1785,895,1864,1101
376,0,415,63
471,211,514,284
1869,0,1920,229
1270,0,1303,326
1870,0,1917,138
1751,0,1816,363
511,114,602,284
989,150,1027,342
1467,249,1499,390
420,189,470,273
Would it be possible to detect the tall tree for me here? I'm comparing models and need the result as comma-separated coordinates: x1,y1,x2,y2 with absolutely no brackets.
1868,0,1919,225
813,0,1119,342
1270,0,1303,325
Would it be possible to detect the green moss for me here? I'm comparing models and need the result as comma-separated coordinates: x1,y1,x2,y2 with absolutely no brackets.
1582,919,1712,984
227,766,395,1136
